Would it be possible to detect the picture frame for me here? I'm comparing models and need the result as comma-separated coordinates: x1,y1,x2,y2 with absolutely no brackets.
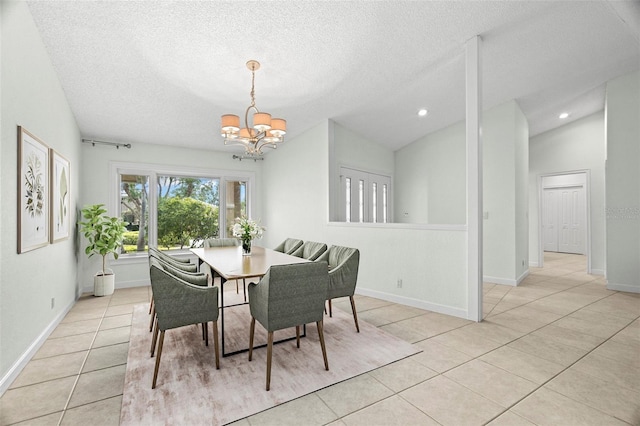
18,126,50,253
50,149,71,243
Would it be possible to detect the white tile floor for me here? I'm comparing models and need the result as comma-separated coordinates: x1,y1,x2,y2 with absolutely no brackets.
1,253,638,425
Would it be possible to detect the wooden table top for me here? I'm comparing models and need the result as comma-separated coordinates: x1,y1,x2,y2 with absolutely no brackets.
190,246,309,280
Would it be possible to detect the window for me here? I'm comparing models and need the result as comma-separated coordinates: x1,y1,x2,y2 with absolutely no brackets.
120,174,149,254
225,179,247,236
157,175,220,250
111,162,254,256
340,167,391,223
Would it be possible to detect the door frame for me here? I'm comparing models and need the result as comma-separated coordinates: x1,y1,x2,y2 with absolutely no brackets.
537,170,592,273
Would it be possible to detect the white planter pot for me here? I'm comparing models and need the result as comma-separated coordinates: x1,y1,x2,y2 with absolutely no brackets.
94,270,115,296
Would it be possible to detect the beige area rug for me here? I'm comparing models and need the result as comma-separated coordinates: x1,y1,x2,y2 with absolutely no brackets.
120,302,419,425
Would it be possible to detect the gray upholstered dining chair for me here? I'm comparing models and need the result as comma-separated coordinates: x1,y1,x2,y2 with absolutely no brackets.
149,247,197,273
273,238,303,255
148,255,209,352
291,240,327,261
204,237,240,248
247,262,329,391
204,237,246,299
149,257,220,389
147,248,201,334
316,245,361,332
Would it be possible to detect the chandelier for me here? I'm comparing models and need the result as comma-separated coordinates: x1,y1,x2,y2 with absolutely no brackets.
221,60,286,159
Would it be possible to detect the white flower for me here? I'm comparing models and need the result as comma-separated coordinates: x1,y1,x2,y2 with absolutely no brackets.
232,216,265,241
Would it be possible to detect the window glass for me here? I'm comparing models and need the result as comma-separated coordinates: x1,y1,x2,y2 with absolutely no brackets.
345,177,351,222
120,174,149,254
156,176,220,250
358,179,365,222
225,180,247,236
372,182,378,223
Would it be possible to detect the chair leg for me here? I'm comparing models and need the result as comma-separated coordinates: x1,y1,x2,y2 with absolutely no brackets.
149,305,155,332
152,330,165,389
349,296,360,333
243,279,247,302
328,299,333,317
266,331,274,391
317,320,329,371
148,297,154,314
150,316,159,356
235,279,239,294
248,317,256,361
213,320,220,370
204,322,209,346
296,325,301,348
202,322,206,341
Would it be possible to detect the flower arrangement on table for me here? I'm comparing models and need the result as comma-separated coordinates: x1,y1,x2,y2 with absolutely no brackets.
232,216,265,255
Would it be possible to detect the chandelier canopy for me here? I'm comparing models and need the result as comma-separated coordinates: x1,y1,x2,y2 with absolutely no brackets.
221,60,286,159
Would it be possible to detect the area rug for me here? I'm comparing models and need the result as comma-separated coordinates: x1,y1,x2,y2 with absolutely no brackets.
120,302,419,425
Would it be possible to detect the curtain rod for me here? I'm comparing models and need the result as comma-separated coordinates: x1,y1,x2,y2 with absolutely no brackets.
82,139,132,149
232,154,264,161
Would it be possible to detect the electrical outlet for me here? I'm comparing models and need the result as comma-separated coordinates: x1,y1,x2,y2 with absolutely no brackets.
51,298,55,309
397,279,402,288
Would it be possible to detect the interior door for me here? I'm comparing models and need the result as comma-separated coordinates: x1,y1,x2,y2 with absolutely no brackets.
542,189,558,252
558,186,585,254
543,186,585,254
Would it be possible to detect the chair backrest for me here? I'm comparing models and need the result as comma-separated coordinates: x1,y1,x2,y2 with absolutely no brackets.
291,241,327,261
273,238,303,255
204,238,240,247
148,247,197,272
249,262,328,331
149,259,218,331
316,246,360,297
149,256,208,287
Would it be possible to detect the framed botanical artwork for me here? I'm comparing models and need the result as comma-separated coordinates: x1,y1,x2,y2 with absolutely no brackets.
50,149,70,243
18,126,50,253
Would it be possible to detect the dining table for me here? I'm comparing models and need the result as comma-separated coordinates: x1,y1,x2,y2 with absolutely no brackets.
190,245,309,356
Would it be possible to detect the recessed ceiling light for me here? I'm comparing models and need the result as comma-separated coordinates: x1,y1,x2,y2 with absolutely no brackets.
559,112,570,119
418,109,428,117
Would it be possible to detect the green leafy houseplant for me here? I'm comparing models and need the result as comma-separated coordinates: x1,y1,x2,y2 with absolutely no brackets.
79,204,127,276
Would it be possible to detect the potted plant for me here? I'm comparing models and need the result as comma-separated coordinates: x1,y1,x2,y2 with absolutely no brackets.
79,204,127,296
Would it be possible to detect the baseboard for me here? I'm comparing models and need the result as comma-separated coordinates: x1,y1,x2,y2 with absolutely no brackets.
0,298,75,396
516,269,529,285
606,282,640,294
590,269,605,276
529,261,540,268
82,279,150,295
483,275,517,286
355,288,468,320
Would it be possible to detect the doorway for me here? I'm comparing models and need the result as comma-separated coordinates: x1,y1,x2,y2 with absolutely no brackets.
538,171,591,272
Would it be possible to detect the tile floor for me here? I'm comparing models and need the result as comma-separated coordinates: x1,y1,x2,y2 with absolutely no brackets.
1,253,639,425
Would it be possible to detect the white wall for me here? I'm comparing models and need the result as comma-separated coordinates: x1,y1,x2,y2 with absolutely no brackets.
394,100,528,284
262,120,469,318
1,1,82,389
331,122,395,221
394,122,466,224
78,142,263,292
605,71,640,292
529,111,605,273
483,100,529,284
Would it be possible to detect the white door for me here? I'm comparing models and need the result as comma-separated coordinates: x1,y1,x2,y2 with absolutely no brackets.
340,167,391,223
543,189,559,252
558,186,585,254
543,186,586,255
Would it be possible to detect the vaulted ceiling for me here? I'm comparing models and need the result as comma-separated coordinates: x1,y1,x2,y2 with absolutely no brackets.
27,1,640,154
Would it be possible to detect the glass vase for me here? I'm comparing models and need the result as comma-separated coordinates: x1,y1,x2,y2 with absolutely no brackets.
242,239,252,255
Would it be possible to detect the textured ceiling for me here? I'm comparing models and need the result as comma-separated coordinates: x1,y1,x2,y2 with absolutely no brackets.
27,1,640,154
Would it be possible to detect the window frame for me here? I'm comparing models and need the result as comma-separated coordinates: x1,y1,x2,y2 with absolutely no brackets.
109,161,255,260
